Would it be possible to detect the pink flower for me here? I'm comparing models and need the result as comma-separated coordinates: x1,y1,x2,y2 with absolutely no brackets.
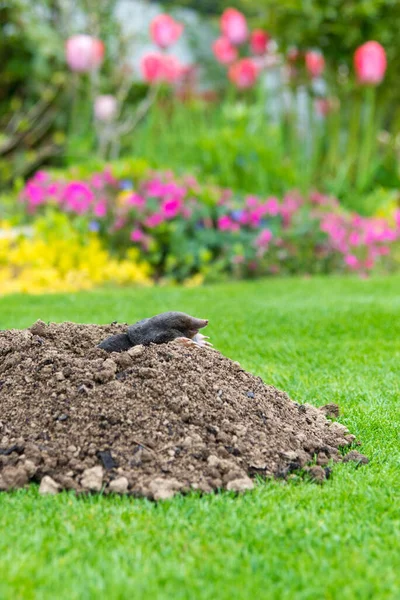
94,95,118,122
162,55,185,83
141,53,165,83
162,197,182,219
220,8,248,46
305,51,325,78
255,228,273,247
349,231,361,246
24,181,46,209
141,53,183,84
344,254,359,269
33,171,49,183
145,213,164,228
127,193,145,208
65,35,104,73
63,182,94,214
212,37,238,65
217,215,239,231
130,229,145,242
94,201,107,218
250,30,270,55
264,197,280,216
229,58,258,89
354,41,387,85
150,14,183,49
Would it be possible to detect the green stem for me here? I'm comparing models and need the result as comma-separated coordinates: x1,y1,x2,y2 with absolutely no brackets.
356,86,376,192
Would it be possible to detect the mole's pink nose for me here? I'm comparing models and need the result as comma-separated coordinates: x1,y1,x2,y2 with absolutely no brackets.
193,318,208,329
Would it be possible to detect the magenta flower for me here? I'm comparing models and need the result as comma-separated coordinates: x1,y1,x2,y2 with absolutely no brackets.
63,182,94,214
264,197,280,216
218,215,238,231
344,254,359,269
127,193,145,208
162,197,182,219
145,213,164,228
94,201,107,218
130,229,145,242
65,35,105,73
354,41,387,85
220,8,248,46
150,14,183,49
24,181,46,209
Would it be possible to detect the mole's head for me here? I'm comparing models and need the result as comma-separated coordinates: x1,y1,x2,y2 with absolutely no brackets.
153,311,208,339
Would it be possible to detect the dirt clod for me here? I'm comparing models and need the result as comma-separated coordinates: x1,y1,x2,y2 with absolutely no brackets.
39,475,60,495
0,321,366,499
342,450,369,465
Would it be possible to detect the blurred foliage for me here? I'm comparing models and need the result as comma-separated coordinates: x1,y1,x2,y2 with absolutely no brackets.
0,0,146,186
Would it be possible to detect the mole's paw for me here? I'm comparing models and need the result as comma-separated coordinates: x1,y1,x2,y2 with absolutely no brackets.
174,337,198,348
192,333,213,347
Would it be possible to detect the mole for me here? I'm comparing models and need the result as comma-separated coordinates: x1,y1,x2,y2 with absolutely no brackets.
98,311,211,353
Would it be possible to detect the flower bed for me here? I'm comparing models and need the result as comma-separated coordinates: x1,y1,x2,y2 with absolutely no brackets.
18,164,400,284
0,215,150,295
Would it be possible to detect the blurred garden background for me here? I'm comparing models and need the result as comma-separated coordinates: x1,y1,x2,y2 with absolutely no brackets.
1,0,400,293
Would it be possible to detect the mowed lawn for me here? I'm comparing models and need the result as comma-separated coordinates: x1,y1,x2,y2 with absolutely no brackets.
0,276,399,600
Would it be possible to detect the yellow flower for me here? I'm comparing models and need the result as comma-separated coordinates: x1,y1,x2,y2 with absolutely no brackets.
0,224,152,296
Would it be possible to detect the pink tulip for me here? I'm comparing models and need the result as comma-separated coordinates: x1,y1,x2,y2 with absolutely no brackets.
354,41,387,85
94,95,118,122
220,8,248,46
162,55,184,83
212,37,238,65
141,53,183,84
305,51,325,78
141,53,165,83
65,35,105,73
150,14,183,49
228,58,258,89
250,30,270,55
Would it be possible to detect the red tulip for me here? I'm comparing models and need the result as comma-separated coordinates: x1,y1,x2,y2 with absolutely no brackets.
212,37,238,65
250,30,270,55
141,53,183,84
354,41,387,85
305,51,325,78
65,35,105,73
228,58,258,89
220,8,248,46
150,14,183,49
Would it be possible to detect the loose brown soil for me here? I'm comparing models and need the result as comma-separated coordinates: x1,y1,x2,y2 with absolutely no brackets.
0,321,366,499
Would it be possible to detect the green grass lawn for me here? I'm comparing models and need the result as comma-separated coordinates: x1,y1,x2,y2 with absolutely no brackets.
1,276,400,600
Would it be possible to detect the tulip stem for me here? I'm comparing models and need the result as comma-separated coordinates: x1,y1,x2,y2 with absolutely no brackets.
356,86,376,192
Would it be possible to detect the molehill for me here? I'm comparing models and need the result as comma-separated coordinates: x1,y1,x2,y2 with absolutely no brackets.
0,321,366,500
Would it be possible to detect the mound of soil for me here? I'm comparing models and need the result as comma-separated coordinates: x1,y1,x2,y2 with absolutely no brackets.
0,321,364,499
